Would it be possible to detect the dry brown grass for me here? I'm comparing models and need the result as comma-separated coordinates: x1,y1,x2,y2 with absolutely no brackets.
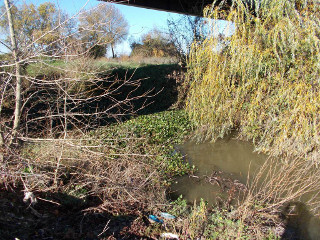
1,135,166,215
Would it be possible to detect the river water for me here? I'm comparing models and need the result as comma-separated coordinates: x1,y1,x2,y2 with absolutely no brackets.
170,137,320,240
170,137,266,205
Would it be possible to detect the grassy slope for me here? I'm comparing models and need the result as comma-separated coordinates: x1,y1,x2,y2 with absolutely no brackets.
25,58,180,116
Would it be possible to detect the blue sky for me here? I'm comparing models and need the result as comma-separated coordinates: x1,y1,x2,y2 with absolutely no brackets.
18,0,183,56
1,0,234,56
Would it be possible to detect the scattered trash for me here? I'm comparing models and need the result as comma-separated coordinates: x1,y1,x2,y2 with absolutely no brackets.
160,212,176,219
23,191,37,205
161,232,179,239
148,215,164,224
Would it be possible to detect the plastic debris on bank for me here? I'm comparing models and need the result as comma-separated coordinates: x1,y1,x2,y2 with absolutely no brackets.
160,212,176,219
161,232,179,239
148,215,164,224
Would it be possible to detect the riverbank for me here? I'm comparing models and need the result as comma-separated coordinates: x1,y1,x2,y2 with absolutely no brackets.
1,109,291,239
1,110,192,239
0,57,305,239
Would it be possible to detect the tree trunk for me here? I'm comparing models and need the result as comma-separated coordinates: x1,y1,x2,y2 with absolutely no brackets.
4,0,22,141
111,43,115,58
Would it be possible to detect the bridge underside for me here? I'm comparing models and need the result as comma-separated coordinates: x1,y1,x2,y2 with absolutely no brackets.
107,0,232,16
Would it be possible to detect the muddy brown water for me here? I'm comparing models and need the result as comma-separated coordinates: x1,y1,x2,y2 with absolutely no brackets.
170,137,320,240
170,137,266,206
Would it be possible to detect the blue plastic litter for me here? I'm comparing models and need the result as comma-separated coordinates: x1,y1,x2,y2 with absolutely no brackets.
148,215,164,224
160,212,176,219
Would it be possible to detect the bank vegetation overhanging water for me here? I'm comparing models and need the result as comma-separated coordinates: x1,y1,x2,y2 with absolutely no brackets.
186,0,320,215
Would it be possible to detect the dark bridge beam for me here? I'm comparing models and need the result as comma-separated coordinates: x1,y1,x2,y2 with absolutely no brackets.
106,0,232,16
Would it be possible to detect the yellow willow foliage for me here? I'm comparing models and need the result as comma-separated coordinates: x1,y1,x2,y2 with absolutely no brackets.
186,0,320,160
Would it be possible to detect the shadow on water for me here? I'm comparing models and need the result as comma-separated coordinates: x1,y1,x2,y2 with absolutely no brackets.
281,202,320,240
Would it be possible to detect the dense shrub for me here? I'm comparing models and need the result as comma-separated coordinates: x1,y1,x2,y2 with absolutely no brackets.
186,0,320,161
130,29,179,58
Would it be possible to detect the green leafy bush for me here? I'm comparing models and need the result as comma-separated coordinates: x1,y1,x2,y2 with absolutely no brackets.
97,110,193,177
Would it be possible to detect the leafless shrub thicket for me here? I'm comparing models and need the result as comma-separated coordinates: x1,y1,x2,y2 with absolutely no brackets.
0,1,137,144
243,157,320,214
228,156,320,239
0,1,160,214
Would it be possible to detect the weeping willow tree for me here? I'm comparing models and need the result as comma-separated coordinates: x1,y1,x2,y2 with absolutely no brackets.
186,0,320,161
